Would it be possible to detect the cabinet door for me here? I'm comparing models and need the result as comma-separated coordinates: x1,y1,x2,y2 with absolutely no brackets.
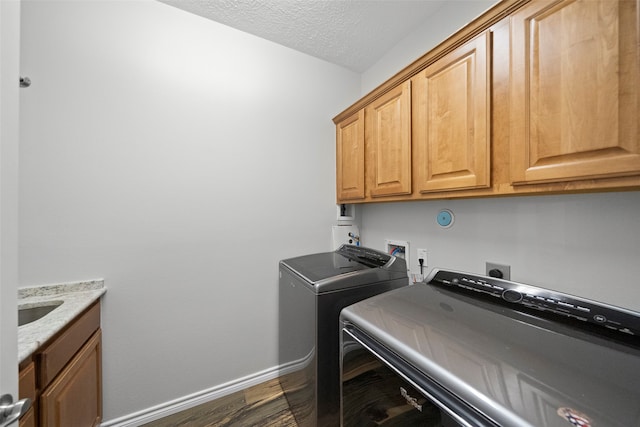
412,31,491,193
336,110,365,201
510,0,640,184
19,361,36,427
19,409,36,427
40,330,102,427
366,81,412,197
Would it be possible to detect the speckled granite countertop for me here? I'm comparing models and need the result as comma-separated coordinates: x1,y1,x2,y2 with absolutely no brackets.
18,280,106,363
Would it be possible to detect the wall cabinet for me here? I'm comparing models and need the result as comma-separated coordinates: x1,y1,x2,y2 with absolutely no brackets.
510,0,640,185
19,302,102,427
335,81,412,203
412,31,491,193
336,110,365,201
335,31,489,203
333,0,640,204
365,81,412,198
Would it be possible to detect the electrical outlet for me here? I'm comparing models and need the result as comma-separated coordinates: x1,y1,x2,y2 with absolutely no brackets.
486,262,511,280
417,249,428,267
416,249,428,282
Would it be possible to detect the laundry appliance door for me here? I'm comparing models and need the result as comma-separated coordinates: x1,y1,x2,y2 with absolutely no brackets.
341,326,497,427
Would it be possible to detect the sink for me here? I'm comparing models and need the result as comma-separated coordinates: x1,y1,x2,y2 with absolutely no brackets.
18,301,63,326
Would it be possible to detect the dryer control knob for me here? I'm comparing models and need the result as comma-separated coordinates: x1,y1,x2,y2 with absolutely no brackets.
502,289,523,303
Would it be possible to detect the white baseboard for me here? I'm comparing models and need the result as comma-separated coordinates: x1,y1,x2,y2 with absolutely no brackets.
100,365,283,427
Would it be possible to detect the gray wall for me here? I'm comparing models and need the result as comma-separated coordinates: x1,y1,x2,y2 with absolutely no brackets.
18,0,359,422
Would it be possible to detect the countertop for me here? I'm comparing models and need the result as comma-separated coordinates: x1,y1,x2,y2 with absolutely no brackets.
18,279,106,363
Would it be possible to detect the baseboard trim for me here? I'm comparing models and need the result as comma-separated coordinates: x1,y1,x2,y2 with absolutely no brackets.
100,365,283,427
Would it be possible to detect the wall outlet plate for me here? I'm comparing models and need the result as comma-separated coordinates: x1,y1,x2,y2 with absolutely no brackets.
337,203,355,221
417,249,428,266
486,262,511,280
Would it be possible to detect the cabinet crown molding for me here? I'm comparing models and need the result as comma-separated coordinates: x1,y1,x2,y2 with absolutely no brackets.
332,0,529,125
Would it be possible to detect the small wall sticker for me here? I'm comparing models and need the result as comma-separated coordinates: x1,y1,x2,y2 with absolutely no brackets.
437,209,454,228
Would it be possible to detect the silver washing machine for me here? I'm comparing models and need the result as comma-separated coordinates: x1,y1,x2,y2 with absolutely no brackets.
278,245,408,427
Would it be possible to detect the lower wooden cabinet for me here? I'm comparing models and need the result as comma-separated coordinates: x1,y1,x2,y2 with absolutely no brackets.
19,408,36,427
40,330,102,427
19,302,102,427
19,361,36,427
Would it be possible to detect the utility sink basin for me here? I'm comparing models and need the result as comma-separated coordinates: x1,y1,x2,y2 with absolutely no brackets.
18,301,63,326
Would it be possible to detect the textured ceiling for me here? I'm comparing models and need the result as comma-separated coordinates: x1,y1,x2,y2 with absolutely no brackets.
158,0,446,72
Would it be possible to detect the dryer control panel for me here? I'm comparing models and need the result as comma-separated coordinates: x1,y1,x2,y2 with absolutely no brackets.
427,269,640,338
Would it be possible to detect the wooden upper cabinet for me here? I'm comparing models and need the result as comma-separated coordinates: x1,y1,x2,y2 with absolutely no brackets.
365,81,412,197
510,0,640,185
412,31,491,193
336,110,365,201
333,0,640,203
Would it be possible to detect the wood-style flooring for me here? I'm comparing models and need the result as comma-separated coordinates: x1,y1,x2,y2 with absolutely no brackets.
142,378,298,427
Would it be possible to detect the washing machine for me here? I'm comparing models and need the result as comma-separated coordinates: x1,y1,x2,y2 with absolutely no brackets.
278,245,408,426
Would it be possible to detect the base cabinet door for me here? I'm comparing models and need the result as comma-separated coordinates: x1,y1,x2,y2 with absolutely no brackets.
510,0,640,185
19,409,36,427
19,361,37,427
40,330,102,427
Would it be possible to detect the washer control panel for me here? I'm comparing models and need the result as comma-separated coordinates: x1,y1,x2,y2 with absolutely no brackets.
427,268,640,337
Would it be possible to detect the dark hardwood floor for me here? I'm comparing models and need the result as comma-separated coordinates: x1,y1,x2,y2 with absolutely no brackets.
142,378,298,427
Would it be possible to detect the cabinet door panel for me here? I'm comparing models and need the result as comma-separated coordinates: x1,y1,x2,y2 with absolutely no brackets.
366,81,412,197
413,31,491,192
19,362,36,427
41,330,102,427
510,0,640,184
39,302,100,388
19,409,36,427
336,110,365,201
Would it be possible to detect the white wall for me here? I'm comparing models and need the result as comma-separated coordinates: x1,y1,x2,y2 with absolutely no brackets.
362,0,497,94
359,193,640,311
19,0,359,422
357,0,640,311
